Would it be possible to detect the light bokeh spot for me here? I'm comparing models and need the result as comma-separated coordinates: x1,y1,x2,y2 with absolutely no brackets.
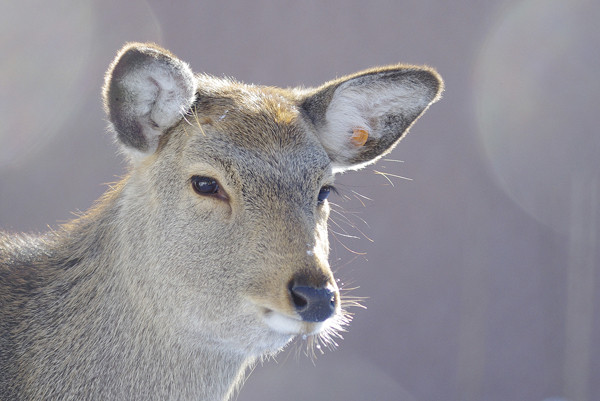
0,0,93,167
474,0,600,233
0,0,164,168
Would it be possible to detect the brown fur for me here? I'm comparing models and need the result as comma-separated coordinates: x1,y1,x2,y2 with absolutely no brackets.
0,43,442,400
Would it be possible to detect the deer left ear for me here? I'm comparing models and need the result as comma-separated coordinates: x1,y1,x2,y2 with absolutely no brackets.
301,65,443,172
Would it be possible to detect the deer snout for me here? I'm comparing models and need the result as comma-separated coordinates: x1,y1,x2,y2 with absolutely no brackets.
288,278,338,323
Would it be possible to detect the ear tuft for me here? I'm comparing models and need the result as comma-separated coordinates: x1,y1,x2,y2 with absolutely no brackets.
302,66,443,172
103,43,196,158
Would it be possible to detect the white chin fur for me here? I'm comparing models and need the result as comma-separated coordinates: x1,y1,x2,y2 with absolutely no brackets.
262,310,324,336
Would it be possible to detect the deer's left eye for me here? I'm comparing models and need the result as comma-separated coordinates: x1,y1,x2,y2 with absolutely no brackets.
317,186,332,205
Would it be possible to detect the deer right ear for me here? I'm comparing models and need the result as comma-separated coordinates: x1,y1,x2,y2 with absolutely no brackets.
103,43,196,160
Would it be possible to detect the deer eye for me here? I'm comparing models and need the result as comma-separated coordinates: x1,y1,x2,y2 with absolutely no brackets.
317,186,332,205
191,176,221,196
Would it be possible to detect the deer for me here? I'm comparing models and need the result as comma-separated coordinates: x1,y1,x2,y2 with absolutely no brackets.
0,43,443,400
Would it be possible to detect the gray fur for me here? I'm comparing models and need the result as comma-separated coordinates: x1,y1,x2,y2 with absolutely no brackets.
0,43,443,400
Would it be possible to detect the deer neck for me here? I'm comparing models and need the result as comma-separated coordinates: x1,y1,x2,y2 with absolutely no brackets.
40,190,254,401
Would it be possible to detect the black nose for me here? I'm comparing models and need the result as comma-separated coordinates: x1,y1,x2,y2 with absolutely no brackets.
289,284,336,322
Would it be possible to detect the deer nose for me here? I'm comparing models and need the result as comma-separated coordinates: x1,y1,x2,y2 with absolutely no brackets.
289,284,337,322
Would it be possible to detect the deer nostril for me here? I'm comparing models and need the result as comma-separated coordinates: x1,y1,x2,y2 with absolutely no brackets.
289,284,336,322
291,289,308,309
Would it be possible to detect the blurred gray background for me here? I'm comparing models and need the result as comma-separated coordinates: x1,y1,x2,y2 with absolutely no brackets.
1,1,599,400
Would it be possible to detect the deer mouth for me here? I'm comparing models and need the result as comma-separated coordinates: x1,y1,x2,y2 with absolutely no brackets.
260,307,325,336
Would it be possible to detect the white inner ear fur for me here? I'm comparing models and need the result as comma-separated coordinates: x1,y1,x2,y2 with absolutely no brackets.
322,80,431,171
120,57,195,156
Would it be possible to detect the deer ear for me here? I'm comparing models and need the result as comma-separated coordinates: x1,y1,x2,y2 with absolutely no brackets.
301,66,443,172
103,43,196,159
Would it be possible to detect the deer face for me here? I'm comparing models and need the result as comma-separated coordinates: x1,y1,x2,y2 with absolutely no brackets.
131,88,339,354
103,43,442,355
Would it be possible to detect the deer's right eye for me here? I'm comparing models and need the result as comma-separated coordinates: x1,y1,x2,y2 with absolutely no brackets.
191,176,219,194
191,176,228,201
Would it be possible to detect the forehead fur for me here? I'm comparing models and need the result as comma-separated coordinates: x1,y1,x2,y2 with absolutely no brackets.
190,75,308,152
